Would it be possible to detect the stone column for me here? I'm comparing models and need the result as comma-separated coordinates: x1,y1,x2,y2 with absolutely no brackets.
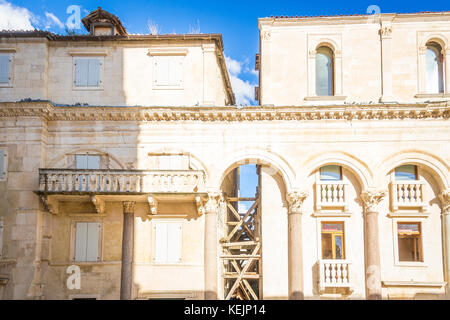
204,193,220,299
120,201,135,300
361,190,386,300
286,191,308,300
439,190,450,295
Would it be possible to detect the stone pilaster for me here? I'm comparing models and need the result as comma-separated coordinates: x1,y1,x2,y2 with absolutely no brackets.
439,190,450,295
379,22,395,103
120,201,135,300
361,190,386,300
286,191,308,300
204,192,221,299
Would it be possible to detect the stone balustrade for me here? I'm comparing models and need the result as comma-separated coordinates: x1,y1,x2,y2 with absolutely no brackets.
315,181,348,211
391,180,427,211
38,169,206,194
318,259,352,291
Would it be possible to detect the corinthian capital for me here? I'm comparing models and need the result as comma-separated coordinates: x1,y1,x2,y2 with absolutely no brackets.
123,201,135,214
286,191,308,215
439,190,450,215
361,190,386,213
205,192,221,214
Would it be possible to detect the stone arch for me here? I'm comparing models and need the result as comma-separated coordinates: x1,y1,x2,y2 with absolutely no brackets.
375,150,449,190
48,148,125,169
299,151,373,191
211,148,295,192
421,34,448,50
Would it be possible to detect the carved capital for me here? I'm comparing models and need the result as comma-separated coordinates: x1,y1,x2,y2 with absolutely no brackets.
262,31,271,41
91,196,105,214
147,196,157,215
204,192,221,215
123,201,135,214
361,190,386,213
308,49,316,58
195,196,206,216
439,190,450,215
379,26,392,38
286,191,308,215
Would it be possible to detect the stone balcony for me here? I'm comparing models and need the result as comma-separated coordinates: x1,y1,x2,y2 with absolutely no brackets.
390,180,428,212
315,181,349,212
36,169,208,215
318,259,352,293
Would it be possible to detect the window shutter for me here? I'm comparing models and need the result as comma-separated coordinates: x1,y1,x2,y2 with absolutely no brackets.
75,222,88,261
75,58,88,87
87,155,100,170
168,57,182,86
75,154,88,169
167,223,182,262
154,223,168,262
158,156,171,170
87,59,100,87
155,57,169,85
0,54,10,83
86,222,100,261
0,150,5,180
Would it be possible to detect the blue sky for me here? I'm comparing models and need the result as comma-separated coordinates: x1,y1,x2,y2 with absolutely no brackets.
1,0,450,106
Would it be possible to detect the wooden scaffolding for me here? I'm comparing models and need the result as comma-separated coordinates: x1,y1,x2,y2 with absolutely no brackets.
220,166,262,300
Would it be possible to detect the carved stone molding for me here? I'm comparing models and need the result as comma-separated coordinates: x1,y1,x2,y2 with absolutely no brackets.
204,192,221,214
147,196,157,215
0,102,448,122
262,31,271,41
195,196,206,216
439,190,450,215
380,26,392,38
361,190,387,213
286,191,308,215
91,196,105,214
123,201,135,214
40,195,59,215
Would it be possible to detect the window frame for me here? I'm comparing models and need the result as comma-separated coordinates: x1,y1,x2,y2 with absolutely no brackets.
315,46,335,97
152,219,183,264
394,164,418,181
0,51,14,88
72,55,104,91
151,52,186,90
75,154,101,170
320,221,346,260
392,219,426,267
425,42,445,94
319,165,342,182
70,218,103,263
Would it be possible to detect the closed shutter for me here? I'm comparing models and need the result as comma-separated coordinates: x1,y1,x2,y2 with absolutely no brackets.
75,222,88,261
87,155,100,169
75,154,88,169
0,150,5,180
168,56,182,86
155,57,169,85
154,223,168,262
86,222,100,261
74,58,88,87
0,54,11,83
158,156,171,170
87,59,100,87
167,223,182,262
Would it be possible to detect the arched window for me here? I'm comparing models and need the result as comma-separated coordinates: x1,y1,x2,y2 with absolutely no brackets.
316,46,334,96
426,42,444,94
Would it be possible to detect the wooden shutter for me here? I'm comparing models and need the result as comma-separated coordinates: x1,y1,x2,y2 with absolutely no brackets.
87,59,100,87
74,58,88,87
155,57,169,86
168,56,182,86
87,155,100,169
167,223,182,262
0,150,5,180
86,222,100,261
158,156,171,170
75,154,88,169
75,222,88,261
0,54,11,83
154,223,168,262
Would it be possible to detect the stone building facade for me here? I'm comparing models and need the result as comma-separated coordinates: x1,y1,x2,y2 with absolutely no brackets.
0,8,449,300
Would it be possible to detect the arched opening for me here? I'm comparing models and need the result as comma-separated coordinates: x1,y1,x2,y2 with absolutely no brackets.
426,42,444,94
316,46,335,96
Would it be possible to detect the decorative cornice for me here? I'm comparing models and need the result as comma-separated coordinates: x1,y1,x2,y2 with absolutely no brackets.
439,190,450,215
361,190,387,213
0,102,449,122
286,191,309,214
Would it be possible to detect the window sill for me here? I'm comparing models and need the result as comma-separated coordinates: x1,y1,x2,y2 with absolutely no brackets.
72,87,104,91
304,95,346,101
394,261,427,267
414,93,450,98
153,86,184,91
382,281,445,288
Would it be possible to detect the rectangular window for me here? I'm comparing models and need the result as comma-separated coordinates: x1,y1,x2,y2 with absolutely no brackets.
395,165,418,181
320,165,342,181
74,222,100,262
76,155,100,169
74,57,102,88
154,222,182,263
0,53,12,85
398,222,422,262
0,149,7,180
321,222,345,260
157,155,188,170
154,56,183,87
0,219,3,259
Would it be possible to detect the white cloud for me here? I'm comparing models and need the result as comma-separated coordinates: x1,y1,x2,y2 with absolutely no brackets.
45,12,64,29
225,55,258,106
0,0,34,31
